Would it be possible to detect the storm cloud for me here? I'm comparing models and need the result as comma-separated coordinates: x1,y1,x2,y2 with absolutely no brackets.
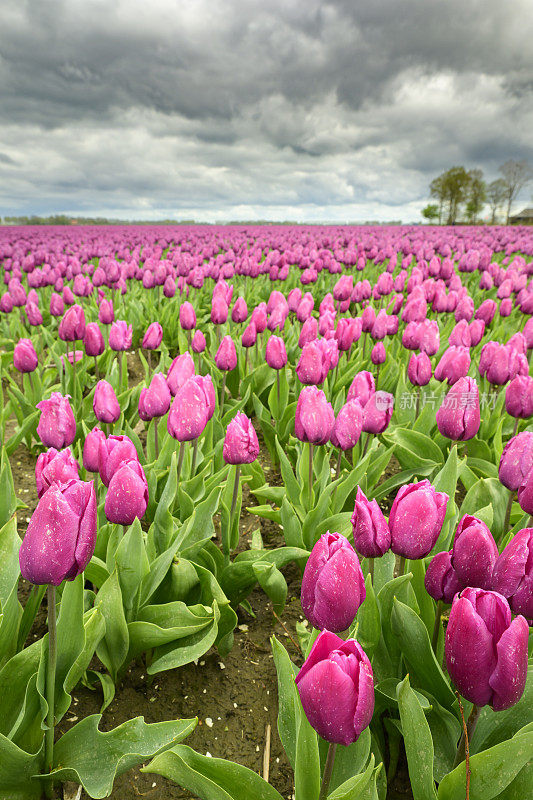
1,0,532,221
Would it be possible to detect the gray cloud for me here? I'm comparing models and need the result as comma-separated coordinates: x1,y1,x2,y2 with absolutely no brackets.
0,0,532,221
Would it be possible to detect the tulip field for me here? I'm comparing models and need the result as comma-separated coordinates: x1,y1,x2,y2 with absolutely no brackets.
0,222,532,800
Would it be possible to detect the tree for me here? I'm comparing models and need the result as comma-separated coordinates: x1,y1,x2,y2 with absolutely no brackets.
439,166,471,224
429,175,446,223
421,204,439,223
465,169,486,223
487,178,507,224
499,159,533,223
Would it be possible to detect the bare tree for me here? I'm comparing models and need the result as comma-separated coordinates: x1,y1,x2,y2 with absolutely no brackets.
499,160,533,223
487,178,507,224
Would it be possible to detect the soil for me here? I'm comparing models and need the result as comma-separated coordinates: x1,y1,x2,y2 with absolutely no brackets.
11,350,413,800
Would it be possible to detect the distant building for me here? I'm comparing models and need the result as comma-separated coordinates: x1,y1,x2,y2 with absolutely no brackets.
510,208,533,224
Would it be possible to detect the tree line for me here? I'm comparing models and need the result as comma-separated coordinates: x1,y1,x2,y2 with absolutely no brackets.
422,159,533,225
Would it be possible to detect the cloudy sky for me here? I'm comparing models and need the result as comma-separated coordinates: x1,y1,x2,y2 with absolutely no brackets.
1,0,532,222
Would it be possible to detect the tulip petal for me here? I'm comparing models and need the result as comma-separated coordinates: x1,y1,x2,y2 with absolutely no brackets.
445,596,495,706
296,659,358,745
490,615,529,710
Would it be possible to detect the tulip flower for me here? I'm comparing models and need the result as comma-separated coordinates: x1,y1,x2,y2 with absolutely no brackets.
84,322,105,362
191,329,206,353
167,352,195,396
98,434,139,487
223,412,259,465
407,352,432,387
425,550,463,604
83,426,106,473
35,447,80,498
37,392,76,449
295,630,374,746
98,298,114,325
139,373,171,421
301,532,366,632
436,377,480,441
58,304,86,342
347,371,375,407
295,386,335,446
93,379,121,425
505,375,533,421
499,432,533,491
168,378,209,443
215,335,237,407
109,320,132,351
445,588,528,713
351,487,391,562
492,528,533,620
434,346,471,385
19,479,97,586
265,335,287,370
14,338,38,374
231,297,248,323
142,321,163,350
371,341,386,368
331,400,364,474
389,479,448,562
451,514,498,589
179,301,196,331
104,459,149,526
298,317,318,348
50,293,64,317
296,340,324,385
361,391,394,436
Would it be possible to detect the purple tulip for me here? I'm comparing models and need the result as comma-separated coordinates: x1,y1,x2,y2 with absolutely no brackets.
499,432,533,491
167,352,195,396
25,302,42,326
362,391,394,434
36,393,76,449
295,630,374,746
191,330,206,353
242,321,257,348
505,375,533,419
215,336,237,371
83,426,106,473
168,378,209,442
223,412,259,464
445,588,528,709
98,299,114,325
434,346,471,385
347,371,375,407
389,480,448,559
424,551,464,604
211,295,229,325
50,293,65,317
436,377,480,441
265,335,287,370
104,460,149,525
298,317,318,348
295,387,335,445
14,338,38,373
351,487,391,557
84,323,105,357
142,322,163,350
98,434,138,487
331,400,364,451
371,342,386,365
407,352,432,387
451,515,499,589
179,302,196,331
93,380,121,424
296,341,324,385
301,532,366,632
231,297,248,323
191,375,216,420
19,479,97,585
109,320,132,351
58,304,86,342
492,528,533,620
35,447,80,498
138,373,171,421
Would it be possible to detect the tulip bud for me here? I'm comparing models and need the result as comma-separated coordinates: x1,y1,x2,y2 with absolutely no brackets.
436,377,480,441
104,460,149,525
231,297,248,323
407,352,432,387
301,532,366,632
371,342,386,365
223,412,259,464
242,321,257,348
434,346,471,385
167,352,195,396
362,391,394,434
109,320,132,351
58,304,86,342
37,392,76,449
50,293,64,317
389,479,448,559
347,371,375,406
84,323,105,357
83,426,106,473
211,295,229,325
215,335,237,371
265,335,287,370
445,588,528,709
331,400,364,451
296,341,323,385
168,378,209,442
451,515,499,589
351,487,391,557
295,387,335,445
505,375,533,419
298,317,318,348
139,373,171,421
35,447,80,498
98,434,138,487
295,630,374,745
191,330,206,353
14,338,38,373
424,551,463,604
19,479,97,585
93,379,121,424
179,302,196,331
499,432,533,492
142,322,163,350
98,299,114,325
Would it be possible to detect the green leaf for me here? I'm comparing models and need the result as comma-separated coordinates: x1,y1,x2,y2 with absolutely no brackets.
252,562,287,614
143,743,284,800
294,693,320,800
397,675,438,800
0,516,20,604
437,730,533,800
41,715,197,799
148,601,220,674
318,728,371,795
383,428,443,474
0,735,43,799
275,437,300,505
96,568,129,682
115,518,149,620
328,755,375,800
353,574,381,660
271,635,299,769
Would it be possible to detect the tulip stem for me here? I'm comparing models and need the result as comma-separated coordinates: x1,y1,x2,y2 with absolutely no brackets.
230,465,241,519
176,442,185,483
512,417,519,438
154,420,159,460
221,372,227,410
45,586,57,798
94,356,99,379
431,599,443,653
276,370,281,412
375,363,381,389
396,556,406,577
453,703,480,769
415,386,421,418
334,450,342,481
368,557,374,583
318,743,337,800
147,349,152,375
362,433,371,458
118,353,123,390
308,443,314,504
191,438,199,476
503,491,514,534
28,370,35,397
